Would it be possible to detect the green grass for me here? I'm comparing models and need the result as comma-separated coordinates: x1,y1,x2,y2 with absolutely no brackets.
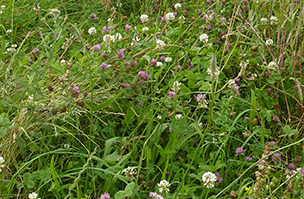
0,0,304,198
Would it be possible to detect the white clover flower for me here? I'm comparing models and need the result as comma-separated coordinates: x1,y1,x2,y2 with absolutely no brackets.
165,12,175,21
0,156,4,172
29,192,40,199
228,79,235,89
266,39,273,46
33,5,40,11
172,81,181,92
140,14,149,23
123,166,137,180
158,180,170,194
107,18,114,22
1,5,6,10
156,62,163,67
157,115,162,120
60,59,66,65
165,57,172,62
131,36,140,46
103,34,112,43
88,27,96,35
174,3,182,9
49,8,61,15
199,33,208,43
142,27,149,32
202,172,217,188
268,61,277,68
175,114,182,120
11,44,17,48
260,18,268,25
156,39,165,50
270,16,278,25
6,48,16,52
115,33,122,40
6,29,12,34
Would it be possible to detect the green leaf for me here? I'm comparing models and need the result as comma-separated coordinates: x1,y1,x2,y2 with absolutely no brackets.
92,91,124,111
114,182,136,199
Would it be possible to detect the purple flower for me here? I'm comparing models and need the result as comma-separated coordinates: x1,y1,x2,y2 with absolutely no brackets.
32,48,39,54
301,168,304,177
102,26,107,33
175,65,181,70
198,122,202,127
295,0,300,4
151,58,157,67
117,49,125,60
91,13,96,19
153,22,156,26
198,9,202,14
125,24,131,31
234,84,240,90
245,156,253,161
100,63,108,70
272,152,281,162
269,141,275,146
194,43,199,47
136,101,143,106
215,172,223,183
196,94,206,102
287,163,295,170
168,91,175,98
166,171,170,175
91,44,101,51
108,26,114,30
131,61,138,67
206,0,211,4
100,193,110,199
201,14,207,20
101,51,106,57
138,71,146,77
220,17,226,22
73,86,80,94
235,147,244,155
272,115,280,122
149,192,164,199
169,127,172,132
160,56,166,61
245,117,249,121
122,83,130,88
235,78,240,84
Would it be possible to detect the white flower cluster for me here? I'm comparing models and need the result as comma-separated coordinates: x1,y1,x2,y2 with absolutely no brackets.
48,8,61,15
156,39,165,50
29,192,41,199
142,27,149,32
103,34,116,43
140,14,148,23
202,172,217,188
260,18,268,25
158,180,170,194
88,27,96,35
270,16,278,25
268,61,277,69
266,39,273,46
172,81,181,92
199,33,208,43
285,168,302,180
0,156,5,172
174,3,181,9
165,12,175,21
6,44,17,53
123,166,137,180
228,79,236,89
165,57,172,62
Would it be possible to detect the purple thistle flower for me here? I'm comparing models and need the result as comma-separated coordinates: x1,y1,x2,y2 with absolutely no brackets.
91,44,101,51
287,163,295,170
272,152,281,162
100,63,108,70
122,83,130,88
168,91,175,98
235,147,244,155
91,13,96,19
125,24,131,31
117,49,125,60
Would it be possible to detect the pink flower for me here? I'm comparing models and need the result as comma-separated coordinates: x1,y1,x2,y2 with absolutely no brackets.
100,63,108,69
151,58,157,67
215,172,223,183
245,156,253,161
125,24,131,31
235,147,244,155
100,193,110,199
117,49,125,60
73,86,80,94
287,163,295,170
160,56,166,61
102,26,107,33
272,152,281,162
168,91,175,98
136,101,143,106
122,83,130,88
196,94,206,102
32,48,39,54
108,26,114,30
91,13,96,19
91,44,101,51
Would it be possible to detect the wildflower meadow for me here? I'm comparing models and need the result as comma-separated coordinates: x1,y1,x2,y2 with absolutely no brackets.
1,0,304,198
